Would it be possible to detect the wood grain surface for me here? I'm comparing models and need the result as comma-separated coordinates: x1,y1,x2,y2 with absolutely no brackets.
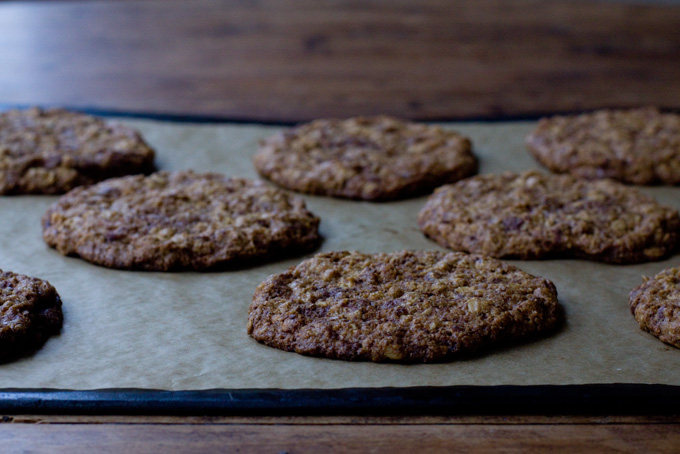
2,415,680,453
1,0,679,122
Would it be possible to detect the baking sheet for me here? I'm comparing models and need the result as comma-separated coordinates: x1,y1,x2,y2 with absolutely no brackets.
0,117,678,391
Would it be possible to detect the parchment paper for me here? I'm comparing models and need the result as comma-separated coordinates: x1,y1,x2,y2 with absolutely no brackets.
0,118,678,390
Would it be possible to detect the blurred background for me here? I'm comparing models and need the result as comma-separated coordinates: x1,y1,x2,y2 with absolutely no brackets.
0,0,679,122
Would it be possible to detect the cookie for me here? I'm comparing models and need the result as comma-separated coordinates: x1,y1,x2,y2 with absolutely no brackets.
247,250,560,362
0,107,155,194
630,266,680,348
418,170,679,264
526,107,680,185
253,116,477,201
42,171,321,271
0,269,63,361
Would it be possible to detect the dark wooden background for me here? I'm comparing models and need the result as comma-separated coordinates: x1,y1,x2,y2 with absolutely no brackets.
1,0,679,122
1,0,680,452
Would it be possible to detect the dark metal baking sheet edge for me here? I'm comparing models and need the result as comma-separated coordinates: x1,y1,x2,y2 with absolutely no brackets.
0,385,678,415
2,102,678,126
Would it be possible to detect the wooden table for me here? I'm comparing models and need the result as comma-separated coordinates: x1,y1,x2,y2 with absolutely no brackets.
1,1,680,452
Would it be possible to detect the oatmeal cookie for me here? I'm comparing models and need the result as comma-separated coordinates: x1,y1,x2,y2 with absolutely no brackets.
42,171,321,271
253,116,477,201
526,108,680,184
0,269,63,361
630,266,680,348
247,250,560,362
0,107,155,194
418,171,679,263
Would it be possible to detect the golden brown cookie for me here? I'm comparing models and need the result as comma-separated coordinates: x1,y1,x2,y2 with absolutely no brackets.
0,107,155,194
418,171,679,264
247,250,561,362
0,269,63,361
630,266,680,348
526,108,680,185
42,171,321,271
253,116,477,201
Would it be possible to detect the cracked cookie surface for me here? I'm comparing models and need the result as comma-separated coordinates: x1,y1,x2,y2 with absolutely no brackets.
0,107,155,194
247,250,560,362
0,269,63,361
630,266,680,348
526,108,680,185
42,171,321,271
418,171,679,263
254,116,477,201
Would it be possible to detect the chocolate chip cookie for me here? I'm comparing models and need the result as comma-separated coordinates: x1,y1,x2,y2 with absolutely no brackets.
0,269,63,361
630,266,680,348
526,108,680,185
0,107,155,194
418,170,679,263
254,116,477,201
42,170,321,271
247,250,560,362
